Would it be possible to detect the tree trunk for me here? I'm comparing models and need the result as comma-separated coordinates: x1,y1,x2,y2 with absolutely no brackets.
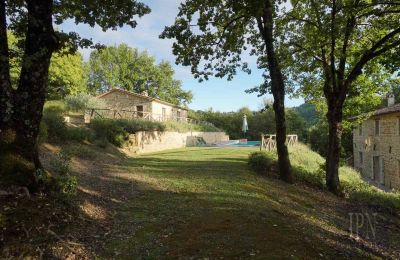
257,0,293,183
0,0,13,133
325,100,343,194
0,0,58,190
13,0,58,169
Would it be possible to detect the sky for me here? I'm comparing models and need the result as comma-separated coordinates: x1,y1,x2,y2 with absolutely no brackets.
60,0,304,112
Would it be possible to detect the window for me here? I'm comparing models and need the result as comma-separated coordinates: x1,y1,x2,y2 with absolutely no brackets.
136,105,143,118
359,124,362,136
375,119,380,136
359,152,363,165
177,110,181,121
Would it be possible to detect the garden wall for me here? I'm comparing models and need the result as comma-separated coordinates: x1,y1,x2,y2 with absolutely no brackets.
132,131,229,153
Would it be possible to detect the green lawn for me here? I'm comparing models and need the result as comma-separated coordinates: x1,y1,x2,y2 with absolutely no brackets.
2,145,399,258
77,147,398,259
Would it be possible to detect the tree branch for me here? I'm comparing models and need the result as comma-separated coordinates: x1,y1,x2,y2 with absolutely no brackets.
344,27,400,91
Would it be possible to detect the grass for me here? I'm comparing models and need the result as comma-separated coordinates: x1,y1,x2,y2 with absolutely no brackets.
97,147,399,258
163,120,222,132
287,144,400,212
2,144,400,258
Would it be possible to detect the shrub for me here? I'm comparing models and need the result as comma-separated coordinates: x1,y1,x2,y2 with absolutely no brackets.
89,119,127,147
90,118,165,147
66,127,93,142
164,121,221,133
43,100,67,114
40,109,93,142
41,110,68,140
248,151,276,175
294,164,326,189
49,149,77,198
252,143,400,212
65,94,107,113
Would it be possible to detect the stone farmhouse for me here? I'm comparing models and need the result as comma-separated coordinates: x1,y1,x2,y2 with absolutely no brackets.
353,93,400,190
95,88,188,122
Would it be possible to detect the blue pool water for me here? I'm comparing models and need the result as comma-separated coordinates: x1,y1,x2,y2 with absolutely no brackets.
230,141,261,147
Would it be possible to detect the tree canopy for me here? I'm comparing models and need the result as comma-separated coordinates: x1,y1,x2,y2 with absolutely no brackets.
161,0,295,182
8,32,88,99
283,0,400,193
88,44,192,106
0,0,150,190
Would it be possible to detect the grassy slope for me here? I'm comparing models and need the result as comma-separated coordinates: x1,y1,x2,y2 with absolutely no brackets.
99,147,399,258
2,144,400,258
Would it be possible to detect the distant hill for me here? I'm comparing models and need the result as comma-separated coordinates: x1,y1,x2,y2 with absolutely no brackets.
293,103,318,127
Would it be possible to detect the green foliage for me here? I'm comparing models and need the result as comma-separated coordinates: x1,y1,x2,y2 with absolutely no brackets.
49,150,78,198
66,127,93,142
293,103,318,127
7,1,151,55
43,100,67,114
160,1,270,82
41,110,68,141
65,94,107,113
248,151,276,175
8,33,88,98
40,104,92,142
88,44,193,106
163,121,221,133
47,52,88,99
89,119,166,147
252,144,400,212
308,119,354,161
190,107,308,141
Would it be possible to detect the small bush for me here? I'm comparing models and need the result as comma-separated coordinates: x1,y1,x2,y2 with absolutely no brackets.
40,107,92,142
66,127,92,142
65,94,107,113
41,110,68,140
49,149,77,198
248,151,276,175
164,121,221,133
90,118,165,147
43,100,67,114
89,119,127,147
294,164,326,189
253,144,400,212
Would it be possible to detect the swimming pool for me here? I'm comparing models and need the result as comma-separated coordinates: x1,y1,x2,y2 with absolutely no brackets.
230,141,261,147
212,140,261,147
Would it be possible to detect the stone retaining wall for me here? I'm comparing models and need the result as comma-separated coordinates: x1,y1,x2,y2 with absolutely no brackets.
133,131,229,154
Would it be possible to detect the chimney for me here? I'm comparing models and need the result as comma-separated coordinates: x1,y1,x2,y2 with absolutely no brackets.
388,92,395,107
141,90,149,97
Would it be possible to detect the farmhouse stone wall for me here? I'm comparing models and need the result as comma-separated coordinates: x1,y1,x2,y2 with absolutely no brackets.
98,90,153,112
151,101,188,121
353,112,400,189
133,131,229,154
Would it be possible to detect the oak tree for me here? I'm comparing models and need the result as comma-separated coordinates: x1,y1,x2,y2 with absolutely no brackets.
0,0,150,189
161,0,294,182
88,44,193,106
286,0,400,193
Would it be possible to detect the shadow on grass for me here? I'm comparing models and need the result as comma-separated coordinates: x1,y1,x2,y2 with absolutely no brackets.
2,146,399,259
